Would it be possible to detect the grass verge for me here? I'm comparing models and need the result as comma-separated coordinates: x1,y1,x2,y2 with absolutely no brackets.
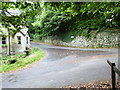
0,50,45,73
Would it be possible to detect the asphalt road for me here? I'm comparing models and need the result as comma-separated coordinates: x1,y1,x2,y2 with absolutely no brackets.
1,42,118,88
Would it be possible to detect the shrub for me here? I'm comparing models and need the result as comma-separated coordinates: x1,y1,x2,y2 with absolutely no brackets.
30,47,39,54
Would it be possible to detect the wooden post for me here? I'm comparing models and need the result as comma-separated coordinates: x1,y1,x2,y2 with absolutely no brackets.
107,60,120,89
111,63,116,90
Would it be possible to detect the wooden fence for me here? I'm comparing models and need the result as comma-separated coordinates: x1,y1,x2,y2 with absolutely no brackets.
107,60,120,90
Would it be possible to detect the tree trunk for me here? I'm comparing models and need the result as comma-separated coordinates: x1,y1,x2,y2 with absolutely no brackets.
8,29,11,55
118,34,120,80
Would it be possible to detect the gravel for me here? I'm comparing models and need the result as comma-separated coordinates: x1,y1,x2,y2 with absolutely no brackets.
63,80,120,89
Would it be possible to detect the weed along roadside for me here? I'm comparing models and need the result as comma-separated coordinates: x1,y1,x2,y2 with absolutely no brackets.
0,47,45,73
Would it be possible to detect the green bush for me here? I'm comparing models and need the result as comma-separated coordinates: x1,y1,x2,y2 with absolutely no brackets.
2,44,8,47
30,47,39,54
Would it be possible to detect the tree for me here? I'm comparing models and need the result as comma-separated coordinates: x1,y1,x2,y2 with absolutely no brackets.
31,2,120,40
1,1,41,55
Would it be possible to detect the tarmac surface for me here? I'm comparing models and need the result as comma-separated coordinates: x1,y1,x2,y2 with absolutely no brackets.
1,42,118,88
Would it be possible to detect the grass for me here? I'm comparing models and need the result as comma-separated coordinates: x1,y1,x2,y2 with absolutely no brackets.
0,49,45,73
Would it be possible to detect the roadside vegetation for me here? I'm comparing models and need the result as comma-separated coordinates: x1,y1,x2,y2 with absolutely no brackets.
0,47,45,73
0,2,119,60
1,2,119,43
30,2,120,41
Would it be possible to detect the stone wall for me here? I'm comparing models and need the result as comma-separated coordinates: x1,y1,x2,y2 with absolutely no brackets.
44,32,119,48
